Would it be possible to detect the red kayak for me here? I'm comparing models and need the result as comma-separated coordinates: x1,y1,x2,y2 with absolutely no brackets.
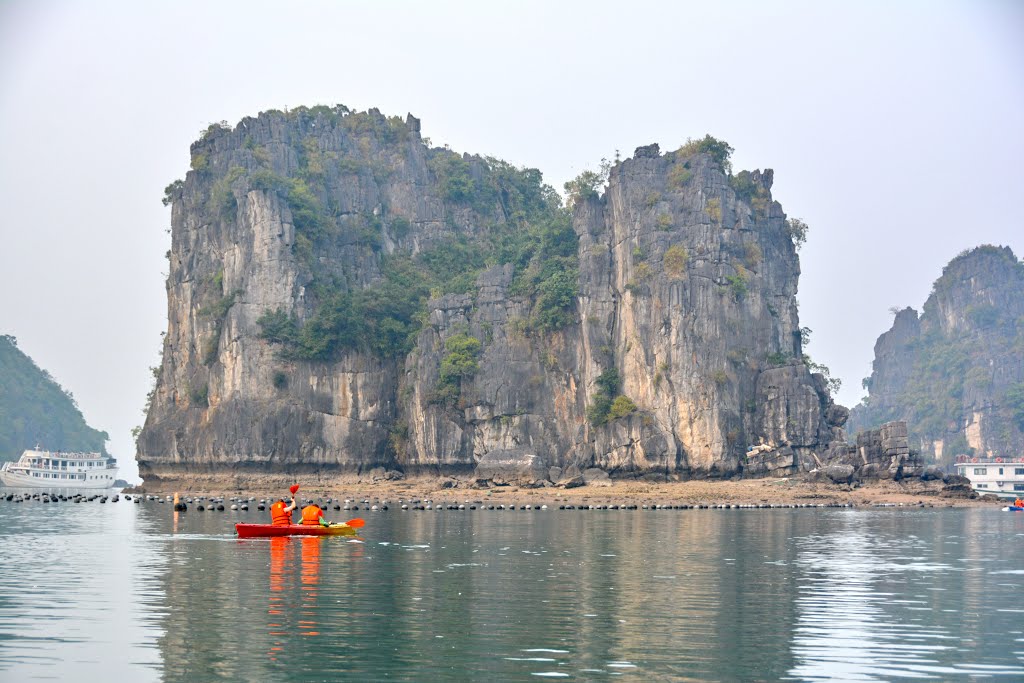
235,522,360,538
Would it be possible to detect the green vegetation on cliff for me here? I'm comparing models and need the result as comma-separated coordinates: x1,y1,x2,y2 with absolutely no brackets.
238,112,577,360
0,335,108,461
677,135,734,174
430,333,483,406
586,368,638,425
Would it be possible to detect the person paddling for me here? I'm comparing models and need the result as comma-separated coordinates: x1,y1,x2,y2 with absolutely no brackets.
1015,497,1024,509
300,500,326,526
270,485,300,526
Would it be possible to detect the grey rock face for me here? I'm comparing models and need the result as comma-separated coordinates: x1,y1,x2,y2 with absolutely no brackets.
364,467,387,482
831,420,919,480
822,464,855,484
583,467,612,486
940,482,977,499
850,246,1024,464
859,422,911,471
560,475,585,489
743,446,797,478
942,473,970,486
137,107,845,483
474,450,547,485
633,143,660,159
858,463,883,480
754,366,844,471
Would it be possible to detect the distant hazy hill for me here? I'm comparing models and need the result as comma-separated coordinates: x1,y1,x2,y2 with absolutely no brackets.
849,245,1024,463
0,335,109,462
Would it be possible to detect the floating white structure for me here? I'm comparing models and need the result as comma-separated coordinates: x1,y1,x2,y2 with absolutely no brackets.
1,447,118,489
955,455,1024,500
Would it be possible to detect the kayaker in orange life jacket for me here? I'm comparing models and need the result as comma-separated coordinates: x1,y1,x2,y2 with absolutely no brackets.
301,501,326,526
270,496,297,526
1015,497,1024,508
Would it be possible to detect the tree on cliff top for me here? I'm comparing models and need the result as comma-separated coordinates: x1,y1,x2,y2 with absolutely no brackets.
677,135,734,174
563,158,613,204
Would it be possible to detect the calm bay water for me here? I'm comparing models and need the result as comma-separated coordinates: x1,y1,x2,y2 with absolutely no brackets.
1,495,1023,682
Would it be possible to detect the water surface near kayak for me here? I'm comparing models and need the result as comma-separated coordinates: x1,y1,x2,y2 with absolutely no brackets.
1,497,1023,681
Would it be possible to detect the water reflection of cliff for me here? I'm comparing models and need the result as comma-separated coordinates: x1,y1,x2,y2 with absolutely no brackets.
154,512,801,680
157,530,358,680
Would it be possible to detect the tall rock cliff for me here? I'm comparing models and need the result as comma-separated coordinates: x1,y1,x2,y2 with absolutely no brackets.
849,245,1024,462
137,106,844,484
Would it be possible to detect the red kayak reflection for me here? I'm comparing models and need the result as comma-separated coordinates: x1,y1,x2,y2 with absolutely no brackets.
299,537,320,636
267,537,291,660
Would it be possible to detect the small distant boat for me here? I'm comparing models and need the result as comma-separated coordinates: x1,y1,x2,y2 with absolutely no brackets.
0,447,118,489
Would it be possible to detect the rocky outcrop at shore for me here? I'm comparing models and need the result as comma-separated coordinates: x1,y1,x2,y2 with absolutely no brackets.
800,419,978,498
137,106,846,485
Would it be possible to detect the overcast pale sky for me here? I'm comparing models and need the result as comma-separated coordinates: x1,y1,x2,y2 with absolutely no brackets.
1,0,1021,482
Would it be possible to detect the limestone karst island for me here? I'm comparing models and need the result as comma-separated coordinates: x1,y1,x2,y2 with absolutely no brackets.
131,104,1024,502
4,77,1024,683
5,2,1024,679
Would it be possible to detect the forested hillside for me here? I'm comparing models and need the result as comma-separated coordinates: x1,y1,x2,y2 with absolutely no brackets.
0,335,109,461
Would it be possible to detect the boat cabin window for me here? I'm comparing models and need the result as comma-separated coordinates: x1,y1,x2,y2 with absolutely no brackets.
1016,468,1024,476
1015,484,1024,491
977,483,988,488
974,468,987,475
999,468,1004,475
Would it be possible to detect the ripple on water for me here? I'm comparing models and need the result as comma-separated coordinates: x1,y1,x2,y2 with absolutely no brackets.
505,657,557,662
787,517,1024,681
3,502,1024,681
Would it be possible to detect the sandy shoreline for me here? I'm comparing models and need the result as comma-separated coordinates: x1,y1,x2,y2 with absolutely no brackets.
126,475,1001,508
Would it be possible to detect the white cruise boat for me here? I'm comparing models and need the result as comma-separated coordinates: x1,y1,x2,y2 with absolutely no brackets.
0,447,118,489
954,455,1024,500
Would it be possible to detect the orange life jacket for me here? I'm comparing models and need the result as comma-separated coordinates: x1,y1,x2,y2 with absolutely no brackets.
301,504,324,525
271,500,293,526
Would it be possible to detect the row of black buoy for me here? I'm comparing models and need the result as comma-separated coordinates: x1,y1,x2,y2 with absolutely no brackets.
2,492,125,504
0,492,869,511
162,495,390,513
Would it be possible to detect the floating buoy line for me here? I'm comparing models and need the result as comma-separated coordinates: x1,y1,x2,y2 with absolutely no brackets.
1,491,943,509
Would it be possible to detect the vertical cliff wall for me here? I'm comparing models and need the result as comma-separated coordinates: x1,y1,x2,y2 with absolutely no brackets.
849,245,1024,462
137,106,844,484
